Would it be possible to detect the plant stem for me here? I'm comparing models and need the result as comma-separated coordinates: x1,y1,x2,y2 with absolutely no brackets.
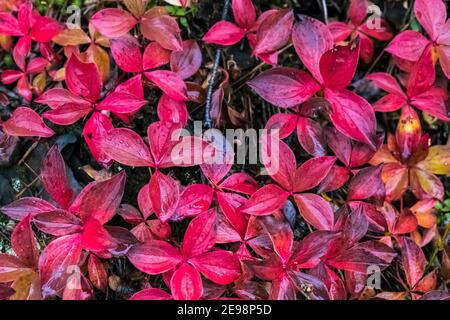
204,0,231,130
426,222,450,271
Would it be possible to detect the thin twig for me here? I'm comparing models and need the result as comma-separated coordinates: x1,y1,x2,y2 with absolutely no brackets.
321,0,329,24
204,0,231,130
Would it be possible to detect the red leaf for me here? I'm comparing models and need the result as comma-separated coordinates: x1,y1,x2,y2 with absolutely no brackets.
130,288,172,300
97,91,147,114
170,263,203,300
414,0,446,40
325,89,377,148
33,210,83,236
253,9,293,55
412,90,449,121
402,237,426,288
0,197,56,221
189,250,241,284
261,138,296,191
78,171,126,224
396,105,422,160
260,215,293,263
42,104,92,125
348,0,368,25
240,184,289,216
232,0,256,29
96,128,153,167
291,231,338,268
320,41,360,90
88,255,108,292
145,70,187,101
143,42,171,71
41,145,75,209
296,117,326,156
170,40,202,80
343,204,369,245
294,193,334,231
149,171,180,222
127,240,182,274
118,204,144,225
29,16,62,42
181,209,217,258
385,30,429,61
347,166,385,201
138,184,153,219
329,245,391,273
293,156,336,193
35,88,91,109
11,214,39,268
407,44,435,97
82,112,114,166
248,67,320,108
292,15,333,82
140,10,182,51
0,12,22,36
265,113,297,139
2,107,54,138
219,173,259,195
110,35,143,73
365,72,405,97
65,55,101,103
81,218,116,252
216,192,248,238
176,184,214,219
39,234,83,297
157,94,188,125
90,8,137,38
203,21,245,46
318,165,350,193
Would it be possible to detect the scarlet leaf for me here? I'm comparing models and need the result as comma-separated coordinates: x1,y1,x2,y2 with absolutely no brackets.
140,9,182,51
130,288,172,300
41,145,75,209
0,197,56,221
320,41,360,90
176,184,214,219
90,8,137,38
325,89,377,148
65,55,101,103
189,250,241,285
110,35,143,73
170,263,203,300
170,40,202,80
253,9,293,55
149,171,180,222
2,107,54,138
232,0,256,29
11,215,39,268
39,234,83,297
88,255,108,292
292,15,333,82
402,237,426,288
78,172,126,224
293,156,336,193
96,128,153,167
33,210,83,236
240,185,289,216
145,70,187,101
294,193,334,231
203,21,245,46
248,67,320,108
181,210,217,258
128,240,182,274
